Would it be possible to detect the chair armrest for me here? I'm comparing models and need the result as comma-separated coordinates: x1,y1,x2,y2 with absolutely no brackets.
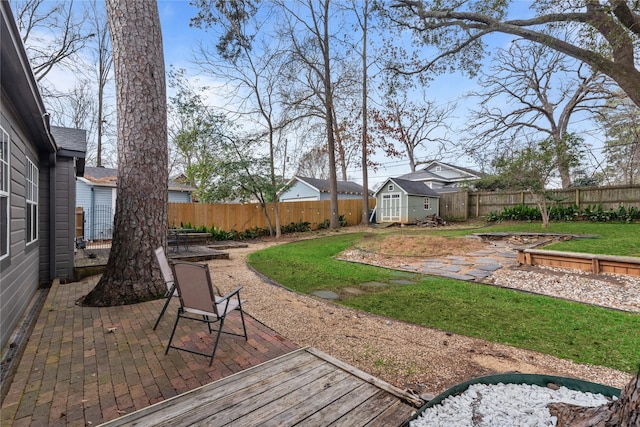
215,286,243,303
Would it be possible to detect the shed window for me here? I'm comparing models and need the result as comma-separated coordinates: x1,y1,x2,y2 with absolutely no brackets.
26,158,38,244
423,197,430,210
0,127,8,259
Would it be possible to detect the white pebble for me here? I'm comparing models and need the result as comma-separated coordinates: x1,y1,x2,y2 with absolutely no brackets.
410,383,612,427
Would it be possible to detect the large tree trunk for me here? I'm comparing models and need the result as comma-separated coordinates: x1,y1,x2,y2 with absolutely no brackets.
83,0,168,306
549,373,640,427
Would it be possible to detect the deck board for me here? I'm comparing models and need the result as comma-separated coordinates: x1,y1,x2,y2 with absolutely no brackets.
98,347,420,427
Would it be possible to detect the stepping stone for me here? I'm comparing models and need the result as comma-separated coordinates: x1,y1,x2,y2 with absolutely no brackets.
466,269,492,279
474,257,500,264
446,256,467,261
400,265,420,271
476,264,502,272
423,262,446,269
362,281,388,288
441,265,461,273
312,290,339,300
498,252,518,259
449,260,473,266
390,279,416,285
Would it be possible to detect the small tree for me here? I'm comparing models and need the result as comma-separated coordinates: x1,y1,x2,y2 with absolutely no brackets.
493,134,582,228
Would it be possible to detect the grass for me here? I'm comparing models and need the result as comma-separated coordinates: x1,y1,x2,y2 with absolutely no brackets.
433,221,640,257
340,277,640,373
247,233,408,293
247,222,640,373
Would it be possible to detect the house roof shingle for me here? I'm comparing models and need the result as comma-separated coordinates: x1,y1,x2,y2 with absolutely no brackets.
295,176,371,195
82,167,194,191
50,126,87,153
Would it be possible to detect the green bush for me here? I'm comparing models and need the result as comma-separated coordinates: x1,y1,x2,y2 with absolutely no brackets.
282,220,312,233
487,203,639,223
549,204,580,221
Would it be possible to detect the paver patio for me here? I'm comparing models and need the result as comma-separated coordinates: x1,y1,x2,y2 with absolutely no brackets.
1,275,298,426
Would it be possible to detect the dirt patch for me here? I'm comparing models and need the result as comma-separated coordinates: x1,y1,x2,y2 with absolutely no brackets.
355,234,487,257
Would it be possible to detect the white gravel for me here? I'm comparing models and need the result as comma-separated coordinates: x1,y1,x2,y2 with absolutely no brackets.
410,382,614,427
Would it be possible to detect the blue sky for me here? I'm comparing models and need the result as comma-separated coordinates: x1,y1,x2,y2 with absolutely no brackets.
34,1,606,189
152,1,609,189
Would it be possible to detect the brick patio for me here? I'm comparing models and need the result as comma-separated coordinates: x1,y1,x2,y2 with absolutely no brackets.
1,275,299,426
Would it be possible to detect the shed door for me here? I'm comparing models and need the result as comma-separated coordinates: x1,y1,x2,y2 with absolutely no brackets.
381,193,401,222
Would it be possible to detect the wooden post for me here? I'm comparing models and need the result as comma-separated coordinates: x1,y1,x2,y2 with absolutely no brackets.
475,193,480,218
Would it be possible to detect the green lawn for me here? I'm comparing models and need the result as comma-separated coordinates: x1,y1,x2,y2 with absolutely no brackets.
247,222,640,373
434,221,640,256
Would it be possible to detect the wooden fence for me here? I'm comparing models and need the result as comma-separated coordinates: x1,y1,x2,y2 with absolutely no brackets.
439,184,640,221
168,198,377,231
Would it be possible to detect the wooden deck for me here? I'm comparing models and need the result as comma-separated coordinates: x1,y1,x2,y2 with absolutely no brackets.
98,347,421,427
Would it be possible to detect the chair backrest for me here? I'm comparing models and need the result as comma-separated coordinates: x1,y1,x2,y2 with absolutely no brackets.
171,261,219,316
154,247,174,292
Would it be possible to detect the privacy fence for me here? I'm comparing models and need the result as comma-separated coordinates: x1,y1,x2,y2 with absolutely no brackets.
438,184,640,221
168,198,377,231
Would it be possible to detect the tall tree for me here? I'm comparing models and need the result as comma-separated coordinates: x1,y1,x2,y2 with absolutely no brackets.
83,0,168,306
278,0,343,228
466,40,614,188
597,95,640,185
10,0,93,83
88,0,113,167
191,0,287,237
389,1,640,109
372,91,454,172
296,146,330,179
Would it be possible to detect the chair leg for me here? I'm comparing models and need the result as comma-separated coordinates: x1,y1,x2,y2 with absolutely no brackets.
238,301,248,340
209,318,225,366
153,287,175,330
165,310,182,355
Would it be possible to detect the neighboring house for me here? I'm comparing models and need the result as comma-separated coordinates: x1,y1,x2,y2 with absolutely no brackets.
374,178,440,224
278,176,371,202
398,161,483,192
1,3,86,350
76,167,194,241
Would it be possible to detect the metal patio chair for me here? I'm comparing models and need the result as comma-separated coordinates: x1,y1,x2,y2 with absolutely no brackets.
165,261,248,366
153,246,178,330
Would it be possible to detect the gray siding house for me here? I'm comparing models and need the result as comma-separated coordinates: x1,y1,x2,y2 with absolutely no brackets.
77,167,193,241
398,161,483,193
278,176,370,202
374,178,439,224
1,3,85,350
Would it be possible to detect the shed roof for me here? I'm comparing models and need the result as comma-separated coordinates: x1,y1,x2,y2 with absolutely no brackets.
381,178,440,197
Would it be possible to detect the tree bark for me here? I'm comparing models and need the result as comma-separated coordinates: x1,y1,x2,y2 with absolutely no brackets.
549,373,639,427
83,0,168,306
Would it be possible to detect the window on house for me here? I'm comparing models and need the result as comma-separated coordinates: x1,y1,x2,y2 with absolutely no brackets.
388,184,394,191
0,127,8,259
26,158,38,244
424,197,430,210
435,166,442,172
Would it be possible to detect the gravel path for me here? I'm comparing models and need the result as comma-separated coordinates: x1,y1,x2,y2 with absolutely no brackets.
205,236,636,401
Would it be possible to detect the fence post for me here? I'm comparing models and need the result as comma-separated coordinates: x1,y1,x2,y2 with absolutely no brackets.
474,192,479,219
